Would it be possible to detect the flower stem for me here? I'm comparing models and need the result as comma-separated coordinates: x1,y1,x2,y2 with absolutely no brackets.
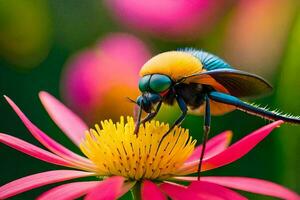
131,181,141,200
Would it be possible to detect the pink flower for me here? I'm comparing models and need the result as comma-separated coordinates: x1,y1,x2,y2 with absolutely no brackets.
224,0,293,78
61,33,151,123
0,92,299,199
105,0,229,40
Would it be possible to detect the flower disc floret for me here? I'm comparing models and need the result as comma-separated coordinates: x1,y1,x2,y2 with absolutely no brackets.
80,117,196,180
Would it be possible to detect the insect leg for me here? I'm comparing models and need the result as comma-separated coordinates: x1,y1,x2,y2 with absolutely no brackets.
140,101,162,124
160,95,188,142
197,94,211,180
168,95,188,133
158,95,187,150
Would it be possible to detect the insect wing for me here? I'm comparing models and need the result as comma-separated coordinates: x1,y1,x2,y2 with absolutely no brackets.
184,69,272,98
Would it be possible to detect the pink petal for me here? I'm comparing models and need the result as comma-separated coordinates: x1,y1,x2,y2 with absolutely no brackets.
39,91,88,146
188,181,247,200
0,133,73,167
180,121,283,173
37,181,100,200
185,131,232,163
142,180,166,200
4,95,95,170
160,182,210,200
118,181,135,198
38,180,134,200
0,170,95,199
84,176,125,200
201,176,300,200
173,176,199,182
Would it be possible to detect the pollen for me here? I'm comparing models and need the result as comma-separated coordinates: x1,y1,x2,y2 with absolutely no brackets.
79,116,196,181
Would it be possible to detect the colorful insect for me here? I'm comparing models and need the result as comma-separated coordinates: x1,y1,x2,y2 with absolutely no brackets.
133,48,300,179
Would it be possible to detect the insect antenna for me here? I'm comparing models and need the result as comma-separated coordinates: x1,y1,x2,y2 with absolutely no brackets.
126,96,138,105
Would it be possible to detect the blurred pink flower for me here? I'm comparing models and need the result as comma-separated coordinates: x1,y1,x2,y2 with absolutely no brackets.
0,92,299,199
61,33,151,123
224,0,295,78
105,0,230,40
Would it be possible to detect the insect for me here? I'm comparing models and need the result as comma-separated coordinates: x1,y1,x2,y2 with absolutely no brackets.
133,48,300,179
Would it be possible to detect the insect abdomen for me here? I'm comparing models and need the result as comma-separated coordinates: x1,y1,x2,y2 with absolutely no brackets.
209,91,300,124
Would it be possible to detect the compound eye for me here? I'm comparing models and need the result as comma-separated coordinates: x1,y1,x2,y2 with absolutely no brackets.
138,75,151,92
149,74,172,93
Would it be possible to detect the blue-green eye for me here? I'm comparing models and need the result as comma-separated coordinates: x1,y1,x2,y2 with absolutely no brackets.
139,75,151,92
149,74,172,93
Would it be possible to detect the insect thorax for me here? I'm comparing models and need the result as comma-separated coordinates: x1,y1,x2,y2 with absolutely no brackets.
163,83,209,109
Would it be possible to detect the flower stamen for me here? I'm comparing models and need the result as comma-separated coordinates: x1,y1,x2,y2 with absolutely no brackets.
80,116,196,180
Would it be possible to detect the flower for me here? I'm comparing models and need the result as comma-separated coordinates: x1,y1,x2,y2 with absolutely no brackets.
104,0,229,40
61,33,151,123
224,0,294,78
0,92,299,199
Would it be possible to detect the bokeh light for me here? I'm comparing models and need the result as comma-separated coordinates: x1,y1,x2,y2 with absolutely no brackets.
105,0,231,40
0,0,52,68
61,33,151,123
224,0,296,78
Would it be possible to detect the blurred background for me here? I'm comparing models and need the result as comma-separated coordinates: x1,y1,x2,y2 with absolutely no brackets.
0,0,299,199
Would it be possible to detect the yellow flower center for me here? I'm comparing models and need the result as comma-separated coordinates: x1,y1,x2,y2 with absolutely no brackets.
80,116,196,180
